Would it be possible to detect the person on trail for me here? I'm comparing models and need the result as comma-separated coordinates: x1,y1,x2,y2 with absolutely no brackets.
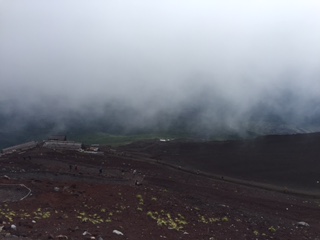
69,164,72,172
99,167,102,175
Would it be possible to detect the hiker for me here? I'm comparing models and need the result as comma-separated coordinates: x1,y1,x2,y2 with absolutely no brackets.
69,164,72,171
99,167,102,175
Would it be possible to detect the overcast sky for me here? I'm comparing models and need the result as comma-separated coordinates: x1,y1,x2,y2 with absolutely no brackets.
1,0,320,132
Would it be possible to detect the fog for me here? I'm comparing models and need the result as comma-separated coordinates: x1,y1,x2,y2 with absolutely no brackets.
1,0,320,136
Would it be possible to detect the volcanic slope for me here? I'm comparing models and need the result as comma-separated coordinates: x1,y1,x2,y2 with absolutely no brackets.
120,132,320,195
0,136,319,239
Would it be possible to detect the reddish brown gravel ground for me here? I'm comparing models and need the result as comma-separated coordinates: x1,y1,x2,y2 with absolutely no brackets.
0,138,320,240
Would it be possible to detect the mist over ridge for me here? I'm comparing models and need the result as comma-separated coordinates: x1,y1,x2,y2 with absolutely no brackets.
1,1,320,146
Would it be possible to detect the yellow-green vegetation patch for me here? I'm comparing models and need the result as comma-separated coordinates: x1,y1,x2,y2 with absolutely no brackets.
120,205,127,210
0,207,16,223
198,215,208,224
221,216,229,222
136,194,144,205
74,202,132,225
268,226,277,233
100,208,106,213
114,203,128,211
136,194,145,211
33,208,51,220
76,210,104,224
147,211,187,231
197,214,229,224
0,206,53,223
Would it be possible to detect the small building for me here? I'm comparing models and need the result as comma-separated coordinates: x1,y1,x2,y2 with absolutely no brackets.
89,144,100,152
48,135,67,141
1,141,38,154
43,141,82,150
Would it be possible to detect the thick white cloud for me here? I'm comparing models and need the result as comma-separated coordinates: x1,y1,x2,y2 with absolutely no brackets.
1,0,320,131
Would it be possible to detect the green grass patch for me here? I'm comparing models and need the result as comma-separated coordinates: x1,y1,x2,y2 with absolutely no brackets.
71,132,191,146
